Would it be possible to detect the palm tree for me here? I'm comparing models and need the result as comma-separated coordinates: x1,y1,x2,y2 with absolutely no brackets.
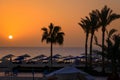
106,29,117,53
110,34,120,72
78,17,91,69
96,5,120,73
94,28,119,72
78,11,100,69
88,10,100,68
41,23,65,67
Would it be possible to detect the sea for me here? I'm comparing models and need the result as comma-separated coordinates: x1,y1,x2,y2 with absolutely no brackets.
0,47,85,59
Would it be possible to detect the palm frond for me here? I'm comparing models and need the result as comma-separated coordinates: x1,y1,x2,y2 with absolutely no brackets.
41,32,48,42
41,23,65,45
78,23,86,33
41,27,49,42
99,5,120,27
78,17,91,33
49,23,54,35
56,32,65,45
107,14,120,25
94,35,98,45
53,26,61,33
108,28,117,38
46,38,51,43
41,27,47,32
106,38,113,48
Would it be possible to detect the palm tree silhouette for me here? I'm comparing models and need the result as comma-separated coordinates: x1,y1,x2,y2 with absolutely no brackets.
88,10,100,68
78,17,91,69
79,10,100,69
94,29,120,72
106,30,120,72
41,23,65,67
106,29,117,53
96,5,120,73
106,33,120,72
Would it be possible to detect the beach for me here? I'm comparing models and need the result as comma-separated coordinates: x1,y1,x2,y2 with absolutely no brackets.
0,72,43,80
0,76,42,80
0,72,107,80
0,76,107,80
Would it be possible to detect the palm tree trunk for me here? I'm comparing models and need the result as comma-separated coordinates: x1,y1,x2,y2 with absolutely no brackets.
102,27,105,73
50,42,53,68
85,33,89,69
89,32,94,69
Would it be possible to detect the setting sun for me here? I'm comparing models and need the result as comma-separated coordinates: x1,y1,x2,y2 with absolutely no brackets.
0,0,120,47
8,35,13,39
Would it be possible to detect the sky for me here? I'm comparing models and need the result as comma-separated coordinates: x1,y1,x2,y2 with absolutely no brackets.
0,0,120,47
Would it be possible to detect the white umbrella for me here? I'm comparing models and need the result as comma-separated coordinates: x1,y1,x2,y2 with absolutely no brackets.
46,66,94,80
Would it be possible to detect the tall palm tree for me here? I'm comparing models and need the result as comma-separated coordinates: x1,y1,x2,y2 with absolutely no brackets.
96,5,120,73
41,23,65,67
78,17,91,69
88,10,100,68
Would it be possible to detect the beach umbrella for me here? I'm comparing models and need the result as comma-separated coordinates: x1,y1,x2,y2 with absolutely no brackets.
41,57,49,60
46,66,95,80
18,54,31,61
52,54,62,60
62,55,73,59
52,56,59,58
14,56,24,61
40,57,50,63
2,54,15,62
19,54,31,58
36,54,46,58
32,54,46,59
67,55,73,58
2,54,14,58
63,55,74,63
74,56,86,59
32,54,47,63
63,57,73,60
0,58,8,63
73,56,81,59
51,55,61,63
53,54,62,57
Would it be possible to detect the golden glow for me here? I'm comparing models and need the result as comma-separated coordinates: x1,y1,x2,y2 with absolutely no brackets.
0,0,120,47
8,35,13,39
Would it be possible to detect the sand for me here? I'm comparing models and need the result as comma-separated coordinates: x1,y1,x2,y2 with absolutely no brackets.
0,76,43,80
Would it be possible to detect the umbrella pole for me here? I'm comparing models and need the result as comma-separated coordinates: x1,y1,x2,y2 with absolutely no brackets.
32,68,34,80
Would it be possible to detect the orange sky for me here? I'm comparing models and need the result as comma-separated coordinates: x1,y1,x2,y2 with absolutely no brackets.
0,0,120,47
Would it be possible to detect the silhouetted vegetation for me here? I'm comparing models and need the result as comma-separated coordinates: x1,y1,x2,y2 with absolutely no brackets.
78,17,90,69
94,29,120,73
41,23,65,67
78,10,101,69
95,5,120,73
79,5,120,73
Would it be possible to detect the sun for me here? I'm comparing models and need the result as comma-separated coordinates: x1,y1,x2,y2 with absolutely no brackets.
8,35,13,39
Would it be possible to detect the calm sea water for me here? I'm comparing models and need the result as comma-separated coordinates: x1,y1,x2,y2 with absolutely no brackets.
0,47,85,59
